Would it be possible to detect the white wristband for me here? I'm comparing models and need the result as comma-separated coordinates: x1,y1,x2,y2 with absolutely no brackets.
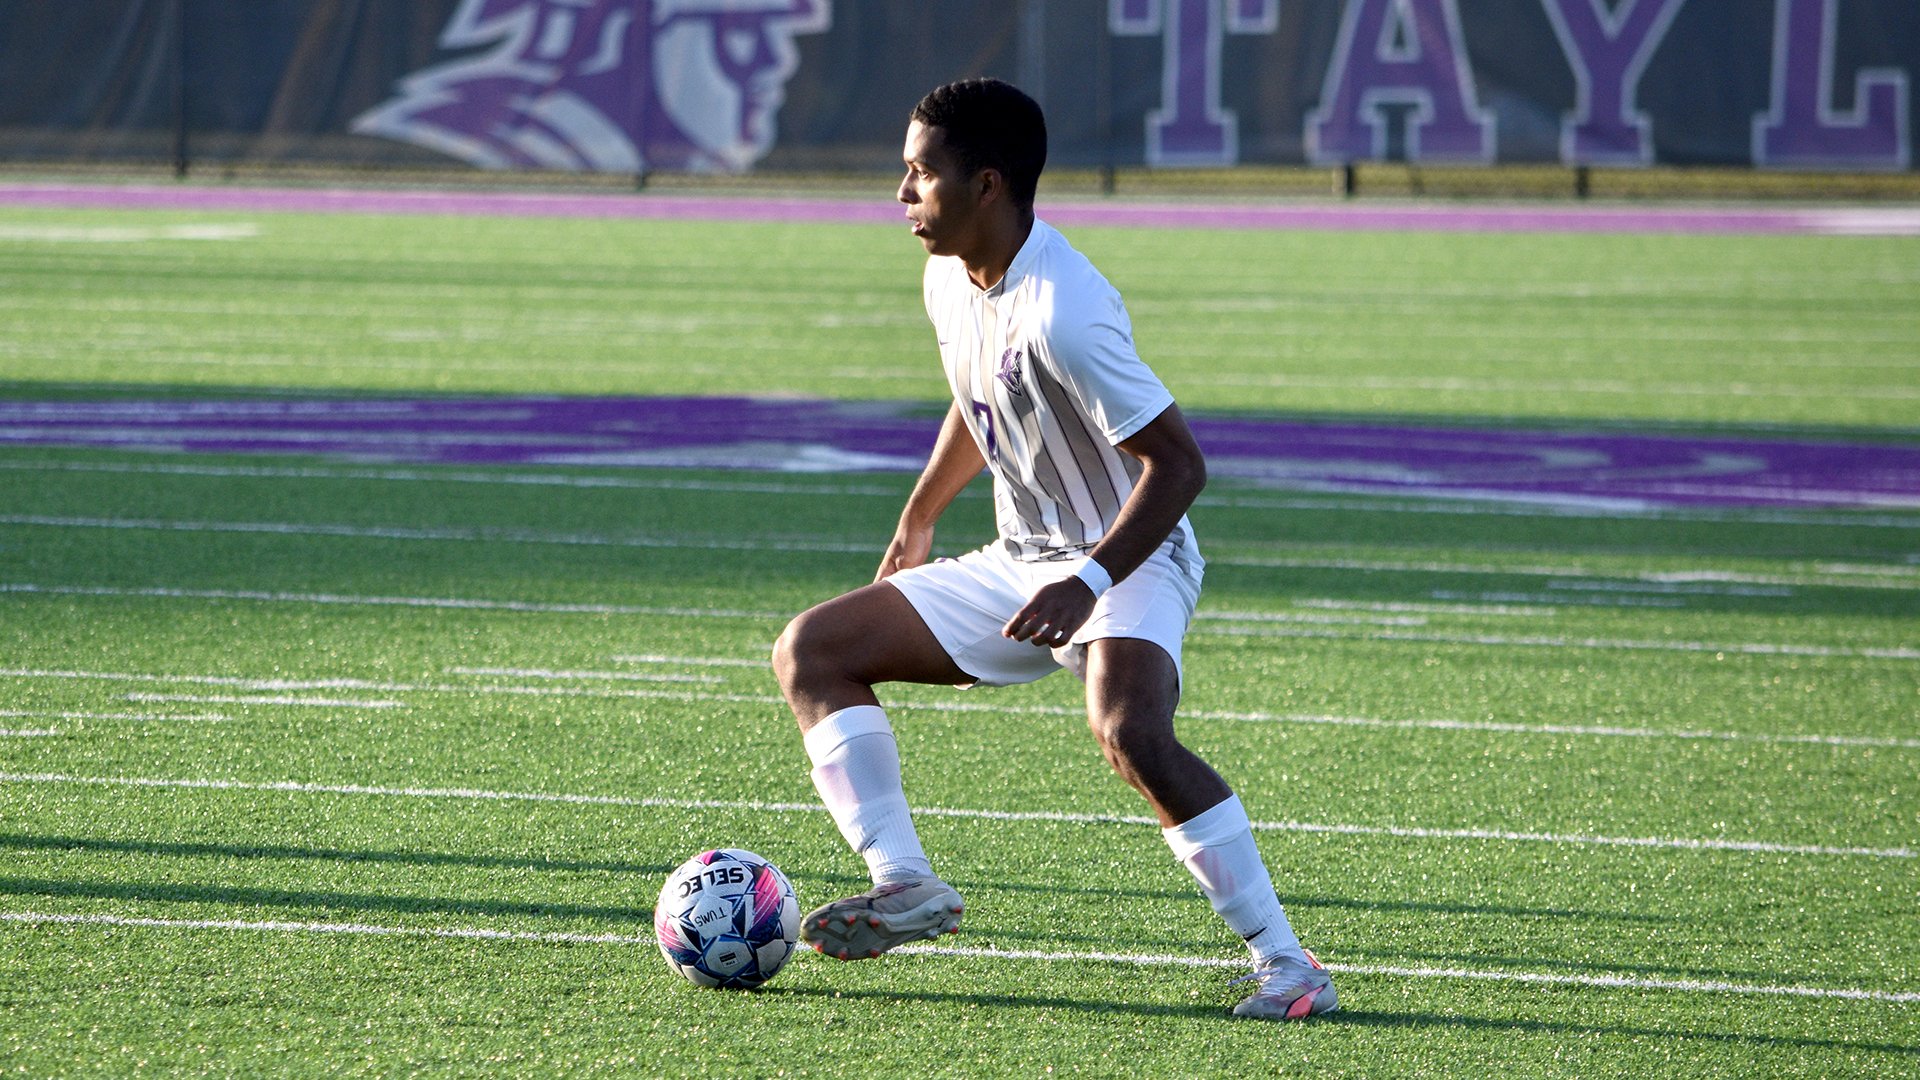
1073,558,1113,599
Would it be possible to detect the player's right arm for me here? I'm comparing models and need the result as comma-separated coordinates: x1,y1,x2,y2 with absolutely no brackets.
876,401,986,582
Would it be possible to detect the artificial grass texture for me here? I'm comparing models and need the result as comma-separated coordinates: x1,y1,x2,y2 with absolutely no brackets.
1,452,1915,1078
0,201,1915,1075
0,206,1916,428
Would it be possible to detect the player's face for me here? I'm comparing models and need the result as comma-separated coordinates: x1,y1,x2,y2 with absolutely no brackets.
898,121,983,257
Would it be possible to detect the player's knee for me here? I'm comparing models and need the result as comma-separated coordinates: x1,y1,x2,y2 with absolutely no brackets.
770,616,811,690
1087,710,1172,770
772,607,836,689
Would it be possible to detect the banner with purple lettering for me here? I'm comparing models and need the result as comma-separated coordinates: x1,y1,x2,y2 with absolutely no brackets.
1538,0,1689,165
1306,0,1495,163
0,0,1911,171
1752,0,1909,170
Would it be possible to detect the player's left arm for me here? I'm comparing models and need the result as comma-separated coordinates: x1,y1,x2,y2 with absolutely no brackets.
1002,403,1205,646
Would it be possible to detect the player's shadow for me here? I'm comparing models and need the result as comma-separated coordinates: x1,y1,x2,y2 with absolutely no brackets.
940,877,1195,902
0,833,673,878
758,984,1222,1021
0,875,655,925
1333,944,1815,986
1279,890,1667,923
761,987,1918,1056
1321,1009,1920,1058
953,927,1250,953
940,876,1665,923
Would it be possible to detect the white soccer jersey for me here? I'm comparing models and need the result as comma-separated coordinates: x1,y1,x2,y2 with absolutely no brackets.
923,219,1203,580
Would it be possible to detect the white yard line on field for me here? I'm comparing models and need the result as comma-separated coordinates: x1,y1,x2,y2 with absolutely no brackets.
125,693,404,709
1,911,1912,1004
12,457,1920,530
0,666,782,709
459,687,780,705
7,665,1912,748
874,694,1920,750
0,910,649,946
443,666,723,684
1193,623,1920,659
1196,609,1429,627
1547,579,1795,597
0,773,1908,859
0,459,912,498
1213,554,1920,591
0,709,229,722
0,730,58,737
1199,492,1920,530
1292,599,1556,616
612,654,775,667
0,667,415,691
1189,710,1920,749
10,514,1920,592
893,944,1920,1003
0,223,259,242
2,666,735,694
926,691,1920,751
1427,590,1686,609
1433,591,1688,609
0,514,886,554
8,580,1912,663
1,581,786,618
1179,372,1920,401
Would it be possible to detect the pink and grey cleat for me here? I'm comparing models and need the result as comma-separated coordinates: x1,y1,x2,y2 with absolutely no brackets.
798,876,963,961
1229,949,1339,1020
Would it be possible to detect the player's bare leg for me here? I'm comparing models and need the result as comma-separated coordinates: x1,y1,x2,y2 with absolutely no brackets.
1081,637,1229,827
1084,637,1337,1018
773,582,967,959
773,581,969,727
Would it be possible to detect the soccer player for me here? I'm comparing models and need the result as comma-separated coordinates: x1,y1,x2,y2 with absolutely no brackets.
771,78,1336,1020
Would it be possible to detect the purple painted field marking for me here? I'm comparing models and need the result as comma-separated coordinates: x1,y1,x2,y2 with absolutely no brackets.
0,397,1915,510
4,181,1916,235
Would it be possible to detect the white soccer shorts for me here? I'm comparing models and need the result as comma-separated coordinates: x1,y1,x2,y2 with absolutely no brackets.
885,540,1201,688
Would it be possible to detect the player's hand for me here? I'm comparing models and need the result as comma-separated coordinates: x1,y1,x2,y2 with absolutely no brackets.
1003,577,1097,648
875,526,934,582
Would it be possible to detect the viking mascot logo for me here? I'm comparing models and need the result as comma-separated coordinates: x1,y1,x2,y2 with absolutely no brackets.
352,0,830,173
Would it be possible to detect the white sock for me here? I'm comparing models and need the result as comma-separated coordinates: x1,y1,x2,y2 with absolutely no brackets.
803,705,934,885
1162,795,1308,969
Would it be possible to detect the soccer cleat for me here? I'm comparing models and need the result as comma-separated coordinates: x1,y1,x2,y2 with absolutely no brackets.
1228,949,1338,1020
798,876,963,960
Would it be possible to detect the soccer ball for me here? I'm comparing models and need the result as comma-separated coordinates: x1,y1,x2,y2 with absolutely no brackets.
655,848,800,989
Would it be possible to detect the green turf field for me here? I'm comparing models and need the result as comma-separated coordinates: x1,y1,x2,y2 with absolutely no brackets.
0,206,1916,429
0,205,1916,1077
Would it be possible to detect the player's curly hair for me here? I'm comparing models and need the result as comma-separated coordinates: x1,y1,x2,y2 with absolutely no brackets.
911,79,1047,212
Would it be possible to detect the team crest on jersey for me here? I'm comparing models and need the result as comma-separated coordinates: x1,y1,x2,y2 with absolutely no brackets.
351,0,830,174
997,347,1026,396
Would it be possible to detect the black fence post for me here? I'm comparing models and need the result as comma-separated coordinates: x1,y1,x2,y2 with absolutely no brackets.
1575,165,1591,199
1096,7,1114,196
172,0,188,178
